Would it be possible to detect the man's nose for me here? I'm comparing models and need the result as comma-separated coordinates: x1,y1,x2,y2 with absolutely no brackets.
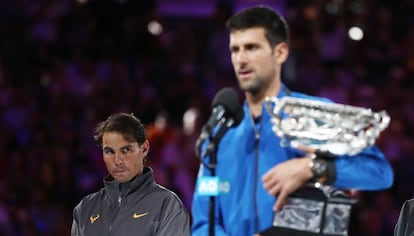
234,51,248,64
115,153,123,165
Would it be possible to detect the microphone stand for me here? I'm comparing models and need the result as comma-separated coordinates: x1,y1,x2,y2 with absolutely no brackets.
205,141,217,236
201,119,234,236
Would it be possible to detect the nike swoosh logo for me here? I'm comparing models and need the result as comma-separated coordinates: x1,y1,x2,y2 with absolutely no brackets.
90,214,100,224
133,212,149,219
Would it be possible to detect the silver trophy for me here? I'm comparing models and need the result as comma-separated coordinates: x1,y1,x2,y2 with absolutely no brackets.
262,96,390,236
264,96,390,155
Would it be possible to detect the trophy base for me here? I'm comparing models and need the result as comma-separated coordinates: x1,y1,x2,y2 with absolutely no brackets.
261,226,342,236
261,185,357,236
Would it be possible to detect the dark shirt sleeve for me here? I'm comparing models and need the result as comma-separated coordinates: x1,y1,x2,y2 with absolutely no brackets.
71,204,81,236
156,198,191,236
395,199,414,236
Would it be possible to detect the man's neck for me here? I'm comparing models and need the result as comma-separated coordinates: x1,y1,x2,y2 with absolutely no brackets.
246,81,281,118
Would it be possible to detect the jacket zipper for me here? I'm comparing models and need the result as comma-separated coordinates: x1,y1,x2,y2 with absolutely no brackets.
109,193,122,234
254,132,259,233
250,115,262,233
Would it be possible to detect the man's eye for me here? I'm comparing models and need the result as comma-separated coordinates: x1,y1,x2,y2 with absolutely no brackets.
121,147,130,154
103,149,114,154
246,45,258,50
230,47,239,53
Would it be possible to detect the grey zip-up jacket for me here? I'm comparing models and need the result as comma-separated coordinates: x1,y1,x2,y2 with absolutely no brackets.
71,167,190,236
395,198,414,236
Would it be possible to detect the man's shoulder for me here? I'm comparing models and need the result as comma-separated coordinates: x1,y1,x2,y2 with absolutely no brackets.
153,184,182,200
142,184,186,209
77,188,106,205
73,188,107,214
404,198,414,208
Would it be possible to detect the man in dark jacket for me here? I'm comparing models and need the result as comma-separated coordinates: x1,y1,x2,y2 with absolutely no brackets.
395,198,414,236
71,112,190,236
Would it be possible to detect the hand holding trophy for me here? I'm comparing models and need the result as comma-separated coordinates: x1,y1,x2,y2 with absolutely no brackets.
262,96,390,236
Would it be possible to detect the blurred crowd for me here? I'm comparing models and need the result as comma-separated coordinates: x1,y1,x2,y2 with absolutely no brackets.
0,0,413,235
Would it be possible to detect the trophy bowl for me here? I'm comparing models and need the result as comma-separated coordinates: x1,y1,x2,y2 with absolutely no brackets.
264,96,390,156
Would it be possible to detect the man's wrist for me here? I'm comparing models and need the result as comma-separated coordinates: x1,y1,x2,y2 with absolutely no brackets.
309,154,328,183
308,151,337,185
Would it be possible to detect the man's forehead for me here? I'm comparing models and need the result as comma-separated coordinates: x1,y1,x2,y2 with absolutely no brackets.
229,28,267,44
102,142,138,149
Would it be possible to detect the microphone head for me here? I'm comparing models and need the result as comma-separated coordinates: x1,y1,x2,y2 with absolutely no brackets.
212,87,244,127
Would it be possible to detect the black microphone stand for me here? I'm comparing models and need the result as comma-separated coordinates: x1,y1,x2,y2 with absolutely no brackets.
198,119,235,236
205,141,217,236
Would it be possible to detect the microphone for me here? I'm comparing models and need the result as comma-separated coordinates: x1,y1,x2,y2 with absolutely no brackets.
196,87,244,158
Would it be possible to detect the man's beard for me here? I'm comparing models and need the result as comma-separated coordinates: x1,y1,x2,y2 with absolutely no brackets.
239,77,262,95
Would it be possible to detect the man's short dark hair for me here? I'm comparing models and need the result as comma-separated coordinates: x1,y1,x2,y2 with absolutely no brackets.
94,112,147,146
226,5,289,47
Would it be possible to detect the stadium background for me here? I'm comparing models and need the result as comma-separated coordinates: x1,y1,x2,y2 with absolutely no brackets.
0,0,413,235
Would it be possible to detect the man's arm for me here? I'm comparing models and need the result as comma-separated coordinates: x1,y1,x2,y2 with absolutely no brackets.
334,145,393,189
71,205,81,236
157,202,191,236
262,145,393,211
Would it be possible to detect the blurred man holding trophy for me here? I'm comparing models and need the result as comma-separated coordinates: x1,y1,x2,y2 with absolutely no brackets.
191,5,394,236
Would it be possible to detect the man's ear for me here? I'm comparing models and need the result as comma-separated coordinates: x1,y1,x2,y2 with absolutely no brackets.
141,140,150,156
274,42,289,64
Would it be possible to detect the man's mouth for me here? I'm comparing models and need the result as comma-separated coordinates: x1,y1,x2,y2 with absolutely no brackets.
238,70,253,79
114,169,126,174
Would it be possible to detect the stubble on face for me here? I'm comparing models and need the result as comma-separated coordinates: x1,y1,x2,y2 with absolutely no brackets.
237,76,259,96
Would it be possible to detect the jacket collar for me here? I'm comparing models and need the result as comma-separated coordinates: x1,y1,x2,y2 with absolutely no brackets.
103,167,155,202
242,83,291,121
